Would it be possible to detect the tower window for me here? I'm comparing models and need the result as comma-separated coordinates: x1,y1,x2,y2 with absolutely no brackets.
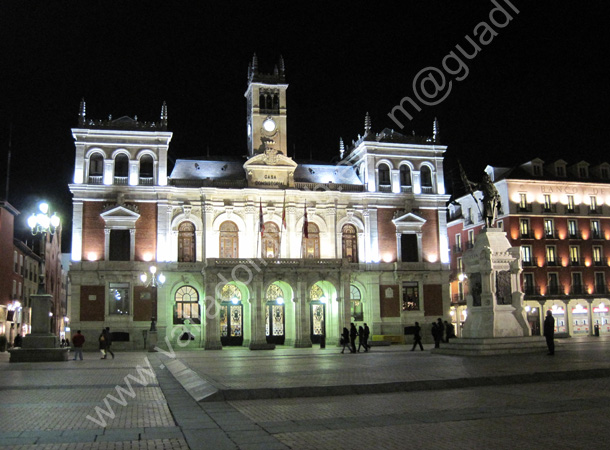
378,164,390,186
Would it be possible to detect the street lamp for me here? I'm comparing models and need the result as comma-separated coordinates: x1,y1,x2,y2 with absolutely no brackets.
140,265,166,287
27,202,60,294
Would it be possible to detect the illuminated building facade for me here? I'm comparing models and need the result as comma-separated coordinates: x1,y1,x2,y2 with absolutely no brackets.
68,57,451,350
448,158,610,337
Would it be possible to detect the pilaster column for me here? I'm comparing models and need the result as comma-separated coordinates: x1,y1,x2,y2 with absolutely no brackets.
327,207,337,259
562,299,572,336
586,299,594,336
72,201,83,261
204,271,222,350
204,203,214,259
130,228,136,261
249,276,273,349
293,275,312,347
287,204,297,258
391,169,400,193
104,228,111,261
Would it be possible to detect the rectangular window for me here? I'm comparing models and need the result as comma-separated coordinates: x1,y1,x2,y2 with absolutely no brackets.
12,280,17,297
602,167,609,179
455,234,462,252
548,273,560,295
457,257,463,272
546,246,557,265
569,246,580,265
402,282,419,311
109,283,130,315
595,272,606,294
571,273,583,294
109,229,131,261
591,220,601,239
467,230,474,248
544,219,554,238
544,195,552,211
579,166,588,177
524,273,535,295
557,166,565,177
521,246,532,265
593,246,603,265
14,251,18,272
568,219,578,238
567,195,575,212
520,219,530,238
519,193,527,210
533,165,541,175
590,196,598,213
400,234,418,262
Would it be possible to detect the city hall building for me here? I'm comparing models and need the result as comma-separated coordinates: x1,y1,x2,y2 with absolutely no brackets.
448,159,610,337
68,57,451,350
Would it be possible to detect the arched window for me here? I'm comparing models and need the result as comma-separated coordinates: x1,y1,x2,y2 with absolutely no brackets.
302,223,320,259
174,285,200,324
219,221,238,258
400,165,411,186
421,166,433,188
378,163,391,186
139,154,154,185
310,284,323,301
342,224,358,262
89,153,104,176
114,154,129,184
261,222,280,258
350,285,363,322
266,283,284,301
178,221,196,262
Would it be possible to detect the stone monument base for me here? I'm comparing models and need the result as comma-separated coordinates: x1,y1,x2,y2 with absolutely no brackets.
9,348,70,362
431,336,547,356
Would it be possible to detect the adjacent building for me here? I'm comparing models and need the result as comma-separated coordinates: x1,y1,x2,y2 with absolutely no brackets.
448,158,610,336
68,57,452,350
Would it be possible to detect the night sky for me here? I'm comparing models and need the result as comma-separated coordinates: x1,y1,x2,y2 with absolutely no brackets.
1,1,608,250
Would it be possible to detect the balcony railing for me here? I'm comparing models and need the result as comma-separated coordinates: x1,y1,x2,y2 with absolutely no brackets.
421,186,434,194
589,207,601,215
518,203,533,212
400,185,413,193
545,230,559,239
570,284,585,295
594,259,606,267
466,241,475,250
523,285,540,296
378,185,392,193
88,175,103,185
453,245,463,253
568,230,582,239
546,284,563,295
545,257,563,267
591,231,604,240
594,284,609,295
543,204,557,213
522,257,538,267
114,176,128,185
139,177,154,186
570,258,584,267
520,232,533,239
566,205,580,214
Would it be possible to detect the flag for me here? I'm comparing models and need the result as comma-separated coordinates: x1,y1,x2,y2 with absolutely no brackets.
281,193,287,229
303,203,309,239
259,199,265,235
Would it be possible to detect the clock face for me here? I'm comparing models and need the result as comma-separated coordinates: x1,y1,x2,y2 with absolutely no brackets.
262,118,276,132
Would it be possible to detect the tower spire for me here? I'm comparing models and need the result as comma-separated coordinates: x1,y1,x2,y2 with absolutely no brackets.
252,53,259,74
160,101,168,129
278,55,285,76
433,117,439,142
364,112,371,135
78,98,86,126
339,138,345,159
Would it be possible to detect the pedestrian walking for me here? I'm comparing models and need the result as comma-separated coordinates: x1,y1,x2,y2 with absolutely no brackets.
431,322,441,348
363,323,371,351
349,323,358,353
544,310,555,355
72,330,85,361
340,327,351,353
444,320,455,343
411,322,424,351
13,333,23,348
104,327,115,359
437,318,446,343
357,325,368,352
99,329,108,359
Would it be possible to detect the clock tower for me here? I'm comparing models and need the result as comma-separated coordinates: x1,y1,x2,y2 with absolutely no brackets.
245,54,288,157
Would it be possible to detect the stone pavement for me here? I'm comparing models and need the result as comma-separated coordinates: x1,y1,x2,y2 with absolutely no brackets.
0,336,608,449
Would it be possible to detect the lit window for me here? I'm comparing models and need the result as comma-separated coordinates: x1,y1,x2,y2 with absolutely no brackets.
568,220,578,238
544,195,552,211
174,285,200,325
109,283,130,315
519,193,527,210
570,246,580,264
521,246,532,264
590,196,598,213
591,220,601,238
350,285,363,321
544,219,554,238
520,219,530,237
546,246,557,265
402,282,419,311
593,246,603,265
567,195,575,212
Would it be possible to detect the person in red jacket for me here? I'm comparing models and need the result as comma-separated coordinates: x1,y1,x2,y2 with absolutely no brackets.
72,330,85,361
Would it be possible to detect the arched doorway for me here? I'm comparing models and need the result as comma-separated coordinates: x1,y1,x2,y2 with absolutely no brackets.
265,283,285,345
219,283,243,346
178,221,196,262
309,283,326,344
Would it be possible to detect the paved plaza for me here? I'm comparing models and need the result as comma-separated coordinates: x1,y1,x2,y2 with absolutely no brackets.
0,336,609,449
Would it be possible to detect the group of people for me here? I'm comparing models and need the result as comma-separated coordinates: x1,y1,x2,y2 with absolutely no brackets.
340,323,370,353
431,318,456,348
68,327,114,360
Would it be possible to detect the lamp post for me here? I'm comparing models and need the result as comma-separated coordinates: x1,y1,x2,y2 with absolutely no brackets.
27,202,60,294
140,265,165,350
10,202,68,361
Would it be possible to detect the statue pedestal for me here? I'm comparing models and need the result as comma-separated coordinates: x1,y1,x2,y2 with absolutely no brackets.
434,228,541,355
9,294,68,362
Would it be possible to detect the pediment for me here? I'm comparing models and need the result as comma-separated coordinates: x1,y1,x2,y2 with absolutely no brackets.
100,205,141,227
244,152,298,169
392,212,426,232
244,151,297,188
